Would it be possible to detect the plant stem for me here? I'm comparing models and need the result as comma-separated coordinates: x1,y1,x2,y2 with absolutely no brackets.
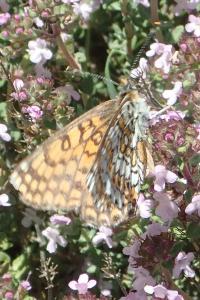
56,35,81,70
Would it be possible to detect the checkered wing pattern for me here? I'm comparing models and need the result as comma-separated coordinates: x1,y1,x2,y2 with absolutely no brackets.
10,91,154,227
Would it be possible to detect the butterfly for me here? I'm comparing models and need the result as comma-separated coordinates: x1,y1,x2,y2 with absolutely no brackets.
10,88,154,227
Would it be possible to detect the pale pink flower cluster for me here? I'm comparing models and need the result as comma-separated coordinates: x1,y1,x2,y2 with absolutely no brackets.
185,194,200,216
144,284,184,300
27,38,52,64
173,251,195,278
185,14,200,37
0,124,11,141
92,226,113,248
68,273,96,294
22,105,43,122
136,165,179,222
42,227,67,253
162,81,183,105
146,43,173,74
174,0,200,16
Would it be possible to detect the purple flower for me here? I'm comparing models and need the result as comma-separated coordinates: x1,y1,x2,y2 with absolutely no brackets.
22,105,43,122
149,165,178,192
136,194,154,218
0,193,11,206
185,14,200,37
142,223,168,239
4,291,14,300
185,194,200,216
50,214,71,225
0,0,9,12
73,1,102,21
27,38,53,64
0,124,11,142
132,267,156,291
42,227,67,253
21,208,42,228
34,64,52,79
144,284,184,300
92,226,113,248
20,280,32,291
150,110,185,126
68,273,96,294
173,251,195,278
120,291,147,300
123,239,141,259
130,58,148,79
162,81,183,105
154,192,179,222
174,0,200,16
0,12,10,25
146,43,173,74
11,79,28,101
54,85,80,104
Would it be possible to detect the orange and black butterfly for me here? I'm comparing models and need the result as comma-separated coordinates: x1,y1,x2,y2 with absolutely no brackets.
10,83,154,227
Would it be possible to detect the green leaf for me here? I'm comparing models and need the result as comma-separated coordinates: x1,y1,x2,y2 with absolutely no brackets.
43,117,57,130
190,154,200,166
171,25,184,43
187,223,200,240
0,102,7,119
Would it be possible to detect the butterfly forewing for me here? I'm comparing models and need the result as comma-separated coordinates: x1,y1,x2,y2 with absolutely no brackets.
10,91,154,227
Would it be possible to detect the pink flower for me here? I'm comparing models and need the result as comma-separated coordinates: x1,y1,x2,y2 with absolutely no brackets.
144,284,184,300
21,208,42,228
123,239,141,259
120,291,147,300
68,273,96,294
0,0,9,12
185,14,200,37
73,1,101,21
132,267,156,291
185,194,200,216
34,64,52,79
92,226,113,248
136,194,154,218
0,124,11,141
162,81,183,105
150,165,178,192
27,38,52,64
22,105,43,122
0,12,10,25
173,251,195,278
54,85,80,104
146,43,173,74
154,192,179,222
150,110,185,126
174,0,200,16
11,79,28,101
142,223,168,238
4,291,14,300
20,280,32,290
133,0,150,7
42,227,67,253
0,193,11,206
130,58,148,79
50,214,71,225
2,273,12,282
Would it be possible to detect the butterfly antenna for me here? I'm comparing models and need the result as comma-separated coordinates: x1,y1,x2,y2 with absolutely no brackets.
66,68,119,86
131,29,155,70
